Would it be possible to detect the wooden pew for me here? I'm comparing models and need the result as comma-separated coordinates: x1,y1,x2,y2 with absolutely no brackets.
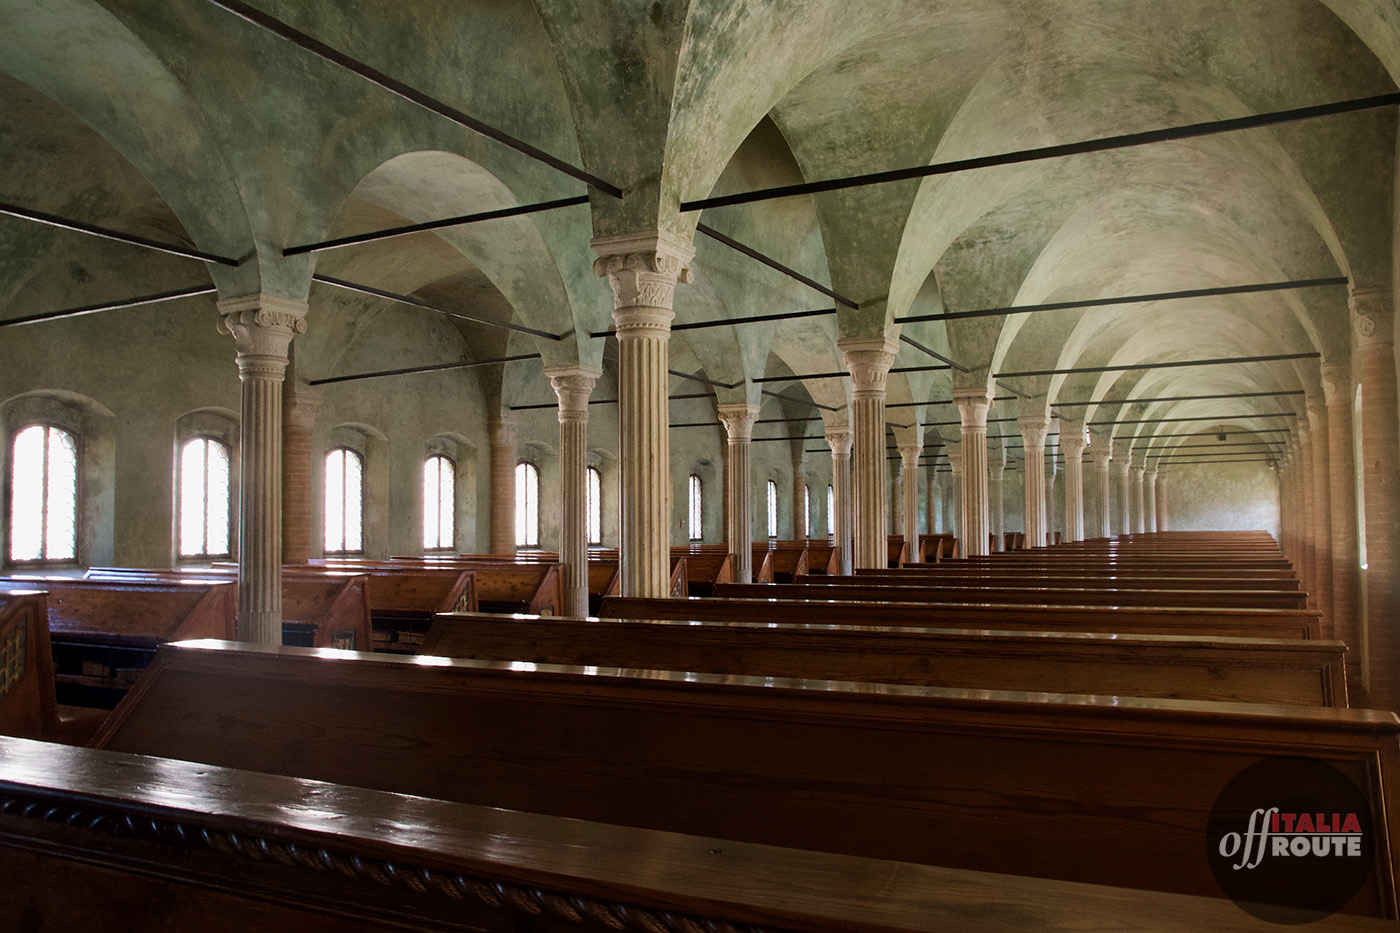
85,568,375,653
94,640,1400,917
886,536,908,568
842,570,1302,592
917,533,956,562
715,581,1309,610
420,612,1349,706
0,577,234,709
0,592,55,741
602,595,1324,640
768,546,809,584
749,545,775,584
386,559,562,615
587,560,620,613
597,550,688,599
673,547,733,595
9,738,1381,933
804,541,839,574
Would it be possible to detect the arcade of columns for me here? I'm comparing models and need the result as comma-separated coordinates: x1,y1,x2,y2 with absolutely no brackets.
234,249,1395,706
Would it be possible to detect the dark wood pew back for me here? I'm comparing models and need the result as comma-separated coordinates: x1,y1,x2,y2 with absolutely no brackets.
94,641,1400,916
7,737,1368,933
0,593,55,740
842,570,1302,592
716,581,1309,610
602,595,1324,640
421,611,1348,707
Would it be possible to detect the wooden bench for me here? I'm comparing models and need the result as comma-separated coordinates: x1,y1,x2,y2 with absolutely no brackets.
672,548,733,595
421,611,1348,707
0,577,235,709
843,570,1302,592
601,595,1324,640
917,533,956,562
0,593,55,741
596,551,689,599
94,640,1400,917
9,738,1384,933
886,536,908,568
383,559,562,615
749,545,775,584
84,568,374,653
766,546,809,584
715,581,1309,610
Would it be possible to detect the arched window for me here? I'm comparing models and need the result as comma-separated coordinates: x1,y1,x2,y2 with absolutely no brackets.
178,437,231,559
516,461,540,548
9,424,78,563
766,479,778,539
827,485,834,537
423,455,455,551
324,447,364,554
688,473,703,541
587,466,603,545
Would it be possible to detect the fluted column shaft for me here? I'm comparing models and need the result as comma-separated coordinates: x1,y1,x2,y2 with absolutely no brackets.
1144,470,1158,534
792,458,808,540
488,420,517,555
827,428,854,575
547,366,601,617
1046,459,1058,543
1061,430,1087,542
1091,448,1112,538
989,445,1006,550
1297,425,1316,607
594,232,694,597
1308,397,1335,636
955,391,993,556
1351,287,1400,708
1156,474,1169,531
890,462,904,536
928,470,942,535
1019,416,1050,549
1321,363,1361,691
840,338,898,569
281,384,322,565
219,295,306,645
947,449,964,547
1113,441,1132,536
1131,460,1146,535
900,444,920,547
718,404,759,583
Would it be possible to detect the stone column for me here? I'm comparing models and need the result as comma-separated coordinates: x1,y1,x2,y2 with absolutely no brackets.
717,404,759,583
1131,455,1147,535
488,419,517,555
281,383,322,565
546,365,601,618
947,447,964,547
792,456,808,540
593,232,694,597
1156,473,1169,532
217,295,306,645
1019,415,1051,549
826,426,854,575
1350,287,1400,707
839,338,898,569
1091,446,1112,538
899,443,920,548
1307,394,1334,636
1144,469,1158,534
989,443,1006,550
890,461,904,536
928,469,942,535
1322,362,1362,691
1045,447,1059,544
1297,423,1316,607
954,390,993,557
1113,440,1132,536
1061,426,1087,542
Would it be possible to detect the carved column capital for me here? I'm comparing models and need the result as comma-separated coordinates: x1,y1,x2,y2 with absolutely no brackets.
1090,446,1112,469
838,336,900,397
716,403,760,442
1306,393,1327,430
592,231,695,331
952,389,994,430
947,448,963,477
824,426,854,457
1349,285,1394,350
1060,427,1088,461
1018,414,1052,448
1321,361,1351,405
545,365,603,422
898,443,921,469
489,418,517,448
283,385,323,431
217,294,308,378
